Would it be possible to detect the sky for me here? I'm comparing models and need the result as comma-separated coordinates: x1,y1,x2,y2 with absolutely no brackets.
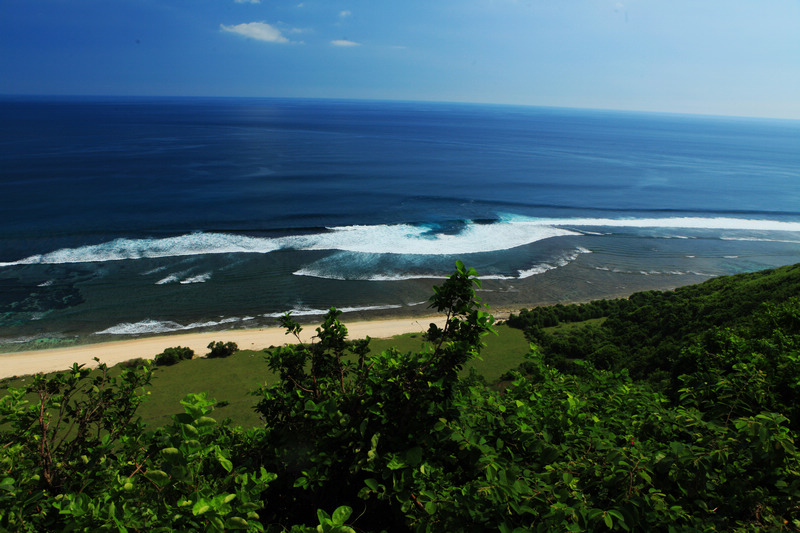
1,0,799,119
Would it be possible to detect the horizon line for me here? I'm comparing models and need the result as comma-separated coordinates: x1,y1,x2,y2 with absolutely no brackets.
1,93,798,123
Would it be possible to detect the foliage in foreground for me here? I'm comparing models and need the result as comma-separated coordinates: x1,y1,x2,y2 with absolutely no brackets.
2,262,800,531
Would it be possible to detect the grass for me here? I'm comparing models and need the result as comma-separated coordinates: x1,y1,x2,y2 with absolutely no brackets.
544,317,606,335
368,324,530,383
1,324,532,429
140,349,276,428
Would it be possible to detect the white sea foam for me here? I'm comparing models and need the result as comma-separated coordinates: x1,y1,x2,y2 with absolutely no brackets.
521,215,800,232
296,247,592,282
594,266,714,277
156,273,183,285
516,247,592,279
263,303,405,318
0,221,576,266
95,303,416,335
142,265,170,275
2,216,799,267
180,272,212,284
720,236,800,244
155,270,211,285
37,280,55,287
292,268,449,281
293,222,578,255
95,316,242,335
1,233,281,267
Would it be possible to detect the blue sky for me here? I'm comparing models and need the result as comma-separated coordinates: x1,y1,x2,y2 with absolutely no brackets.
1,0,799,118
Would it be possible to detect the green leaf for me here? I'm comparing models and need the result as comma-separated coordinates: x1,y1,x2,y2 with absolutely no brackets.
144,470,169,487
217,453,233,473
317,508,331,525
364,478,380,491
160,447,182,463
192,500,211,516
225,517,249,529
196,415,217,427
386,456,406,470
405,447,423,467
209,516,225,532
331,505,353,525
604,513,613,529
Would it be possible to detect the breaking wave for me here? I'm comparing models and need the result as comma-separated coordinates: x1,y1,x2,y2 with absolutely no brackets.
95,317,243,335
594,266,715,277
261,303,406,318
95,303,412,335
2,215,799,267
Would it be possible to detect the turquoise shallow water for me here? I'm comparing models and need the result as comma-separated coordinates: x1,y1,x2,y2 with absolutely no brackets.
1,97,799,345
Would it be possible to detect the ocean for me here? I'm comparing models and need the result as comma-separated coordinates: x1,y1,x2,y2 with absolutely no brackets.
1,97,799,348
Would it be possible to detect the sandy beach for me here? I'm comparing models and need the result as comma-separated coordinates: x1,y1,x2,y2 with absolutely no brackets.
0,315,446,379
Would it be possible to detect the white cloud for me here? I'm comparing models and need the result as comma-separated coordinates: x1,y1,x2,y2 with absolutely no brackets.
339,10,352,18
220,22,289,43
331,39,360,47
234,0,260,3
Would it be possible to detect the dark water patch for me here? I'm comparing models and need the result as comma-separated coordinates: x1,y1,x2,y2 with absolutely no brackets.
0,277,83,315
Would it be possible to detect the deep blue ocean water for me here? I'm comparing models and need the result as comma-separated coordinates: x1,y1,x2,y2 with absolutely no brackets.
1,97,799,345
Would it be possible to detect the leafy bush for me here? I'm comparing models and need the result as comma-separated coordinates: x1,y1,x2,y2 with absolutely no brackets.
206,341,238,359
120,356,148,368
154,346,194,366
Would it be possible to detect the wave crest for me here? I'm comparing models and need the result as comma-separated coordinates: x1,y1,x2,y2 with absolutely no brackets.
3,215,799,267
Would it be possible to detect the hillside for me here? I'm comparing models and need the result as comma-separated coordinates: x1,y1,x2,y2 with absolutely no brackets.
508,262,800,390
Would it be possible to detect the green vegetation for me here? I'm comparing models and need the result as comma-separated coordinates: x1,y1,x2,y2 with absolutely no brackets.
207,341,240,359
154,346,195,367
2,261,800,531
508,262,800,394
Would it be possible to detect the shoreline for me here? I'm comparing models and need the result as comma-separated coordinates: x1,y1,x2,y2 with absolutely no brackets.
0,315,447,379
0,262,716,380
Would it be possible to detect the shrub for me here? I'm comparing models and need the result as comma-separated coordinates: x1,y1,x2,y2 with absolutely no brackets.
120,357,148,368
206,341,238,359
154,346,194,366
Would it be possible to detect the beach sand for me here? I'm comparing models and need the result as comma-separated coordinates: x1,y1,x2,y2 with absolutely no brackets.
0,316,446,379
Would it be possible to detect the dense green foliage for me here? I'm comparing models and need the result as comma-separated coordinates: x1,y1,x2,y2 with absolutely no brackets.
508,263,800,392
155,346,195,366
207,341,240,359
2,262,800,531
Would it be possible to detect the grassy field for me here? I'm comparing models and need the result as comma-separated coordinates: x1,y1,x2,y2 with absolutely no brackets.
1,324,531,428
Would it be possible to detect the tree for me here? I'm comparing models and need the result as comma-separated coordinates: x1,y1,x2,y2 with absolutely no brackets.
252,260,496,529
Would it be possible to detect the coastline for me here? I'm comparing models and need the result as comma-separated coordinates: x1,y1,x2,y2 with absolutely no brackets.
0,260,718,380
0,315,447,379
